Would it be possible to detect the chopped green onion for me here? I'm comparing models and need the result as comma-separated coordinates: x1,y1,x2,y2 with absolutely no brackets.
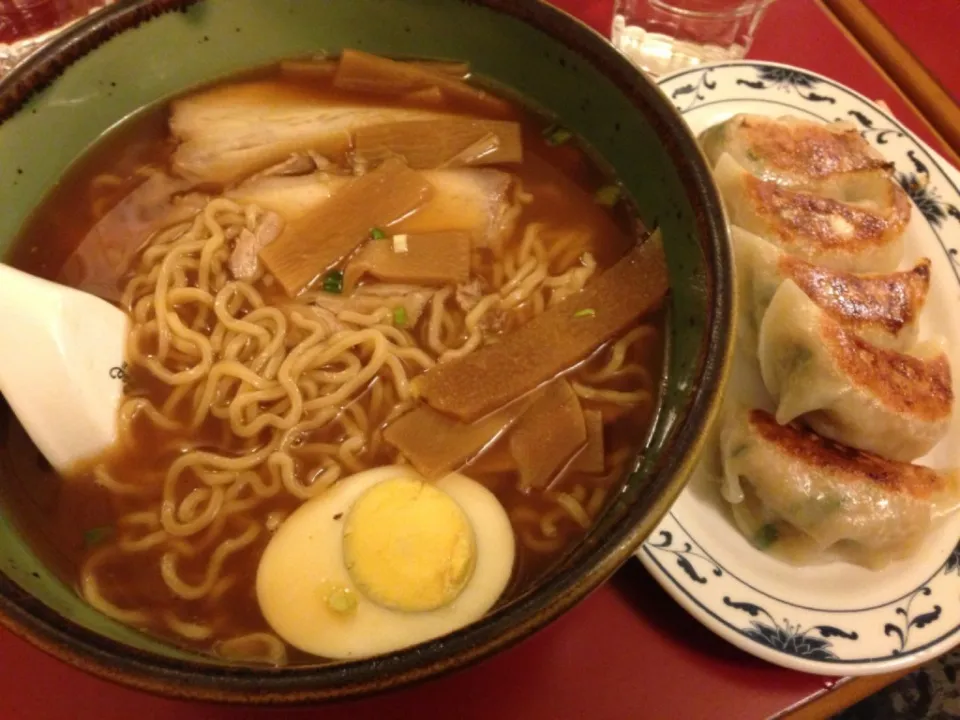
543,124,574,146
326,586,358,615
83,526,113,548
573,308,596,319
369,227,387,240
754,523,779,550
321,270,344,294
393,306,408,327
594,184,621,207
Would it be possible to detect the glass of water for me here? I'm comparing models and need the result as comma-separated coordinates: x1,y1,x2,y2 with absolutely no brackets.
611,0,775,77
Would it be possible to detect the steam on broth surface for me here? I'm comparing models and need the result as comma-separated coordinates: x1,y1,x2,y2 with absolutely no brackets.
1,51,668,664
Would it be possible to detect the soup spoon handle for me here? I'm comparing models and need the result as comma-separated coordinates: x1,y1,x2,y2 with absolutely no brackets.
0,263,127,472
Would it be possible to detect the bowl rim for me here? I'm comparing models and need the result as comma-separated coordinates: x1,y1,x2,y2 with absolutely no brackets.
0,0,734,704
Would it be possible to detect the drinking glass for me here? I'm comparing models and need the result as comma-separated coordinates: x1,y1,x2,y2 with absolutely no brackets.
611,0,776,77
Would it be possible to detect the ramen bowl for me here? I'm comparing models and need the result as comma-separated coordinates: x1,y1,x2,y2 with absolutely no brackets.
0,0,732,703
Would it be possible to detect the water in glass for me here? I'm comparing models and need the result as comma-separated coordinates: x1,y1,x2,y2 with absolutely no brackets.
611,0,775,77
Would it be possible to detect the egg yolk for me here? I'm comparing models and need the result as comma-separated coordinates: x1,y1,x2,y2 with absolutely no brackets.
342,477,476,612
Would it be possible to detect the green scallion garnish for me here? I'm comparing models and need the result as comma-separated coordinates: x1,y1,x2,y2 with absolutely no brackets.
326,586,358,615
369,227,387,240
393,306,408,327
321,270,344,294
573,308,596,318
754,523,779,550
543,124,574,147
594,184,621,207
83,526,114,548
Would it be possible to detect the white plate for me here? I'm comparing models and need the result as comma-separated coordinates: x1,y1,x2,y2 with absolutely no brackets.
637,61,960,676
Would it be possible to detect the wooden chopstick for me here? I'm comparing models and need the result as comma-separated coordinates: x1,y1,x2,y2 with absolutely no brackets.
820,0,960,160
777,668,914,720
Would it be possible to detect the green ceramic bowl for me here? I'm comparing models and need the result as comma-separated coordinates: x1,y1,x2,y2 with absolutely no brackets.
0,0,733,703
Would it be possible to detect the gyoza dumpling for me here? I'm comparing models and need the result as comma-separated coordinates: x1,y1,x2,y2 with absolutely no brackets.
758,280,953,461
699,114,890,191
734,227,931,352
714,153,911,272
720,407,960,568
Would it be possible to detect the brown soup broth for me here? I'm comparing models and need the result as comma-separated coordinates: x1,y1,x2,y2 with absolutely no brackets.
1,60,666,663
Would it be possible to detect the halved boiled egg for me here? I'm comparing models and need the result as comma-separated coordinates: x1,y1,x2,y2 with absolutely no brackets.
256,465,515,659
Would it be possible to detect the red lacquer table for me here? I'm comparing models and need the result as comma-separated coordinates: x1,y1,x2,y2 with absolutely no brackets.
1,1,957,718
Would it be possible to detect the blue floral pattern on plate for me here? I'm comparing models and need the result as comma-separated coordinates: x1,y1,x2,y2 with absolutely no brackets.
722,597,858,661
638,61,960,676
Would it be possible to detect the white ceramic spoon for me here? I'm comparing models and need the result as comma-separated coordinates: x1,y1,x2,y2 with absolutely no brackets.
0,263,127,472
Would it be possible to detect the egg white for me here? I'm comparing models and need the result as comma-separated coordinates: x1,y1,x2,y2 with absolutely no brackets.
256,465,516,660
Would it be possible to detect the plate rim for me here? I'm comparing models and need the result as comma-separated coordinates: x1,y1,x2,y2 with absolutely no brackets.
638,58,960,676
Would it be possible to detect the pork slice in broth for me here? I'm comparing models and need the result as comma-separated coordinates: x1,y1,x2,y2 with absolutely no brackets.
228,211,285,280
228,168,518,251
169,80,449,184
226,173,340,218
396,169,517,250
259,159,434,295
248,151,334,181
60,173,202,301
